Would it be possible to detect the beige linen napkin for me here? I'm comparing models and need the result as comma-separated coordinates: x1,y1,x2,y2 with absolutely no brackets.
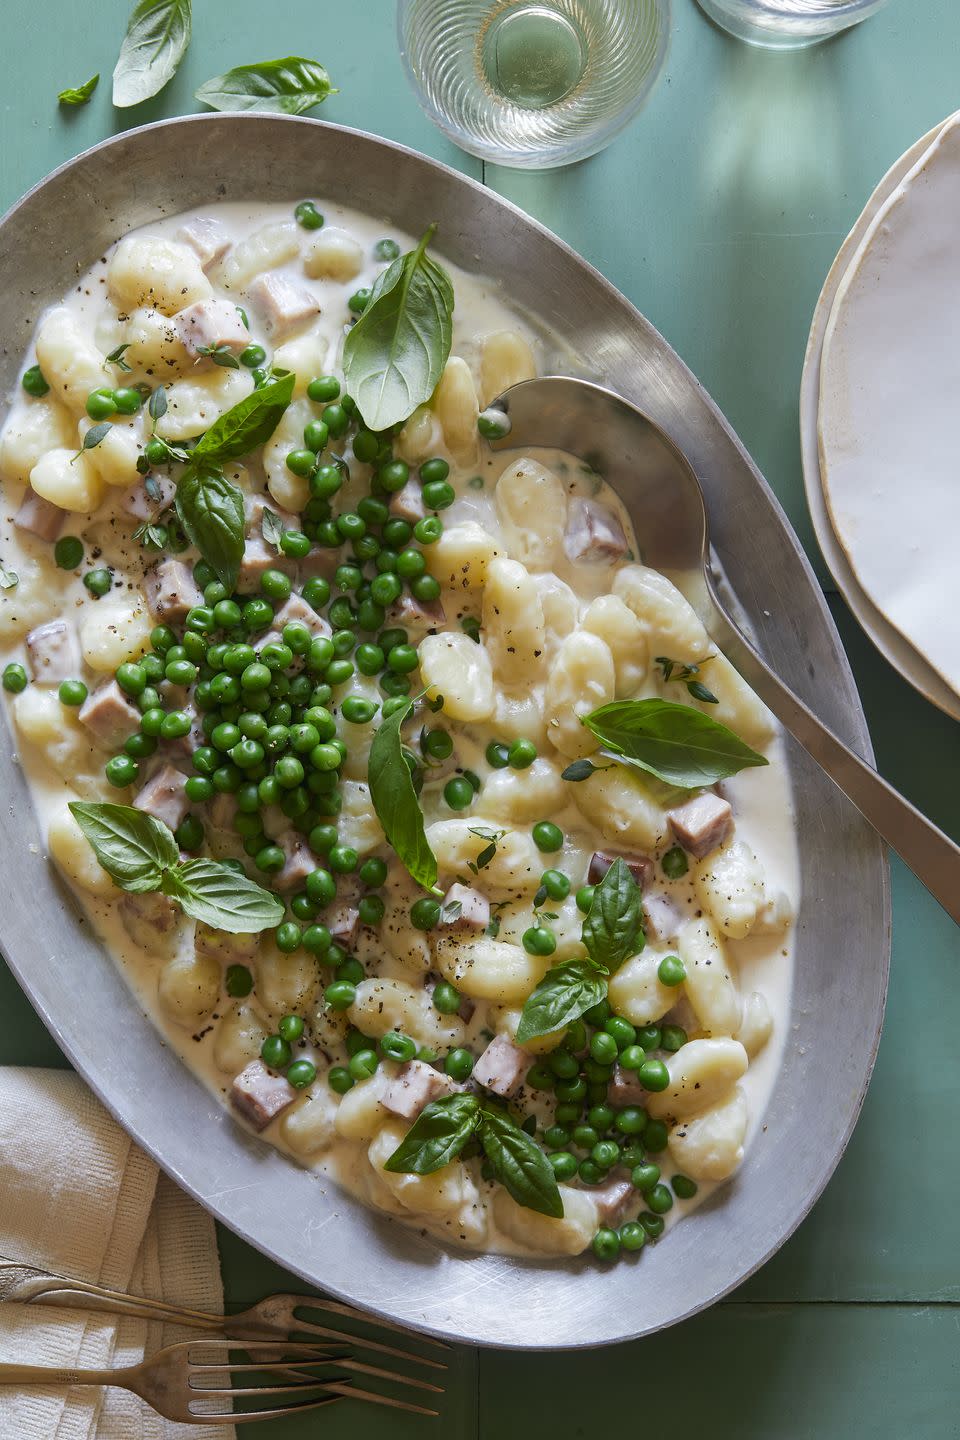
0,1067,235,1439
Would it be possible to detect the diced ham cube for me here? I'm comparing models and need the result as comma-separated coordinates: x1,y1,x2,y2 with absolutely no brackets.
175,298,249,359
591,1178,634,1227
299,549,339,582
122,475,176,522
440,883,490,932
231,1059,296,1131
244,492,297,538
473,1035,528,1099
325,902,360,949
390,592,446,632
389,479,426,524
248,273,320,340
236,538,296,594
177,217,231,270
643,891,682,944
14,490,65,542
667,793,733,860
78,679,142,748
145,559,203,624
564,498,628,566
25,619,82,684
133,763,190,831
588,849,653,890
275,832,315,892
609,1063,648,1108
272,593,332,639
381,1059,459,1121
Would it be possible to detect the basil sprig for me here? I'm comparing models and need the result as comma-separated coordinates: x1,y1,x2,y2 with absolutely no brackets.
191,372,294,466
367,699,440,894
69,803,283,933
195,57,337,115
113,0,192,108
58,74,99,106
582,698,768,789
343,225,454,432
516,859,644,1042
385,1094,562,1219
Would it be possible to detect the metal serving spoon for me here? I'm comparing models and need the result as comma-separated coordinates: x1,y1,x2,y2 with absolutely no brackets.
487,376,960,925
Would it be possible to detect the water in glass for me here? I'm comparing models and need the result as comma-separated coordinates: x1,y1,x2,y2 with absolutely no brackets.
695,0,892,48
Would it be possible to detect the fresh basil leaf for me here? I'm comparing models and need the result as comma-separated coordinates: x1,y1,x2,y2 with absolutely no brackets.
195,56,336,115
113,0,192,108
0,565,18,590
68,801,178,892
516,959,608,1044
148,386,168,421
192,372,294,465
582,698,768,788
582,857,643,974
477,1109,563,1219
197,342,241,369
161,858,284,933
368,699,439,894
561,758,603,782
342,225,454,432
175,465,245,590
260,508,284,549
383,1093,480,1175
58,74,99,106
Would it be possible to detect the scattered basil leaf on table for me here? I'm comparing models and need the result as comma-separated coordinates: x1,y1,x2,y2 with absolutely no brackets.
343,224,454,432
69,802,179,891
161,859,284,932
195,57,337,115
113,0,192,108
368,699,440,894
192,372,294,464
581,857,644,973
516,959,609,1043
384,1094,480,1175
58,74,100,106
582,698,768,788
174,464,245,591
477,1109,564,1219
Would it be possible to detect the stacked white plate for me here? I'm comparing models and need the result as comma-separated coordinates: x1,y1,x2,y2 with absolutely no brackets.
800,111,960,721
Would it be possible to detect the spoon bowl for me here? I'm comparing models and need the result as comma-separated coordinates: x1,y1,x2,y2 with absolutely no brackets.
490,376,960,924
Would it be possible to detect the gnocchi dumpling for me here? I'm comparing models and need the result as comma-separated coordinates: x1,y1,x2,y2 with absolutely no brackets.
334,1072,391,1142
155,367,253,442
29,448,105,514
34,308,108,414
302,227,363,282
272,325,336,395
694,842,766,941
280,1087,338,1158
482,557,546,687
81,417,145,489
607,952,676,1026
613,564,711,663
581,594,649,696
543,629,615,759
494,458,567,571
0,396,75,483
347,978,464,1049
157,949,221,1028
217,222,301,291
569,764,667,852
668,1087,747,1182
369,1123,478,1216
425,521,502,592
427,820,543,899
432,933,549,1003
108,235,213,315
395,404,442,464
116,307,190,376
213,1002,270,1075
262,397,314,511
678,918,741,1036
480,330,536,407
80,600,153,673
336,779,385,854
493,1185,597,1256
478,757,566,825
418,632,494,721
47,802,116,899
646,1038,748,1121
736,991,773,1058
256,944,322,1019
432,357,479,464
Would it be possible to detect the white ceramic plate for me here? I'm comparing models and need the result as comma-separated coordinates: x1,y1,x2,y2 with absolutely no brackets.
799,114,960,721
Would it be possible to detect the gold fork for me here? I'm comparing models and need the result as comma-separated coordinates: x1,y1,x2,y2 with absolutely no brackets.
0,1339,441,1422
0,1256,447,1371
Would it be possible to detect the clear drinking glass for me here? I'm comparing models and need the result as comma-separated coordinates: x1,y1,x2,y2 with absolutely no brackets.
694,0,891,49
397,0,671,169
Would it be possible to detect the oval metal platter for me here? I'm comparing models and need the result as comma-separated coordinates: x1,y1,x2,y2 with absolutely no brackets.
0,115,889,1349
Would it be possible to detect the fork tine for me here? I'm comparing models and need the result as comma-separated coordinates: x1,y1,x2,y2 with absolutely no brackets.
190,1358,341,1377
189,1341,332,1362
318,1379,441,1416
295,1298,450,1349
335,1357,444,1394
288,1317,448,1370
192,1395,342,1424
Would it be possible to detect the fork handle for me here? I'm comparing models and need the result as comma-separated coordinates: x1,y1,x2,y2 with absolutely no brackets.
0,1257,222,1330
0,1361,132,1388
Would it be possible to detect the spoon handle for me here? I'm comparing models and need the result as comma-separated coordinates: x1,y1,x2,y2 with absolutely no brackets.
714,613,960,925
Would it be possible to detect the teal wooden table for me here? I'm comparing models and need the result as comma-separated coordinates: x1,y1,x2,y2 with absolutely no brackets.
1,1,958,1434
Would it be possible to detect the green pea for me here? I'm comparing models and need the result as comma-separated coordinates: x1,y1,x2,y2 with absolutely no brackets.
647,1183,674,1215
620,1142,646,1170
579,1159,604,1187
485,741,510,769
636,1058,669,1092
341,695,377,725
322,403,349,438
588,1103,614,1133
386,643,419,675
661,845,689,879
175,815,203,851
620,1221,646,1252
358,895,384,926
417,457,448,484
165,658,197,687
85,386,117,420
277,1014,305,1044
549,1152,579,1182
661,1024,688,1053
307,374,340,403
592,1140,620,1170
348,286,371,314
21,364,49,397
605,1016,636,1051
294,200,324,229
644,1120,669,1153
508,737,536,769
430,981,460,1015
615,1106,647,1136
525,1063,555,1091
261,1034,292,1069
566,1019,587,1053
522,925,556,957
589,1031,618,1066
636,1025,662,1051
239,342,267,368
56,679,87,706
554,1102,581,1126
370,572,402,607
443,776,474,811
374,1032,414,1067
410,574,441,603
160,710,192,739
543,1124,571,1150
410,897,441,930
303,922,331,956
348,1048,378,1081
243,598,274,631
84,568,112,598
255,844,285,874
631,1162,661,1193
225,964,253,998
308,823,339,855
105,755,138,787
554,1075,587,1104
287,1059,317,1089
260,569,292,601
328,1065,354,1094
414,516,443,545
328,843,358,874
212,763,242,794
324,981,357,1011
325,658,355,686
421,479,455,510
575,884,595,913
672,1174,698,1199
478,409,511,439
54,535,84,569
539,868,570,901
185,605,215,634
275,922,302,953
113,386,143,415
374,237,401,261
185,776,214,803
573,1124,599,1151
547,1050,579,1080
532,820,563,852
445,1047,474,1082
378,459,409,492
657,955,686,987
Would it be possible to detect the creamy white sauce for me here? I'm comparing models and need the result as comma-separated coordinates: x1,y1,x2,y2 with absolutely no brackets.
0,198,797,1259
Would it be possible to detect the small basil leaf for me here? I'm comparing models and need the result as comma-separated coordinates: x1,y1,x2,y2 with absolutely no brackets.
582,857,643,974
582,698,768,789
104,342,132,372
561,758,601,782
368,699,439,894
148,386,168,421
515,960,608,1043
192,372,295,465
383,1093,480,1175
342,225,454,432
0,565,19,590
68,801,178,891
161,858,284,933
195,56,336,115
113,0,192,108
477,1109,563,1219
175,465,245,590
687,679,719,704
82,422,112,451
58,74,99,106
260,508,284,548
